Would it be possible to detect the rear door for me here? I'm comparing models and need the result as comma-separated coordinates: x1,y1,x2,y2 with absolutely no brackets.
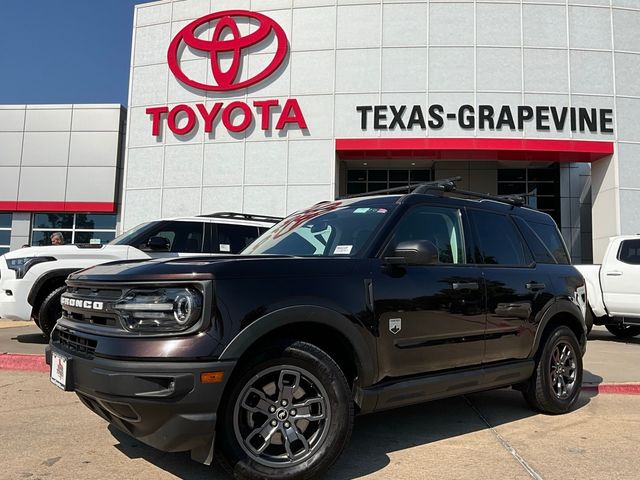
136,221,206,258
468,210,552,362
211,223,262,254
601,239,640,317
372,204,486,378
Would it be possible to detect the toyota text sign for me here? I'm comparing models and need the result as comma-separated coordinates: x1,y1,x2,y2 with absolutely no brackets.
148,10,307,137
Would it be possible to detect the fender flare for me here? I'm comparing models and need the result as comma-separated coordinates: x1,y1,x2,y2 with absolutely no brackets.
27,269,79,307
530,298,586,356
218,305,378,386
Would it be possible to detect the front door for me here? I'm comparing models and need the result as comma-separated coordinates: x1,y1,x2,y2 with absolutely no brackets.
373,205,486,379
601,238,640,318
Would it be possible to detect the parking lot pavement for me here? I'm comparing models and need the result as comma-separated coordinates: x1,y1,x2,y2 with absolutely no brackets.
2,321,640,479
583,326,640,385
0,320,47,355
1,370,640,480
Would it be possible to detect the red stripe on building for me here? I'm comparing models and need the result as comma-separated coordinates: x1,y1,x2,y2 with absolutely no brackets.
336,138,614,163
0,201,116,213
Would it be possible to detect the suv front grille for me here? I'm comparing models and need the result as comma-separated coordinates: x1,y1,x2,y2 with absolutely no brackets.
57,330,97,358
63,310,119,328
66,286,124,300
62,286,123,329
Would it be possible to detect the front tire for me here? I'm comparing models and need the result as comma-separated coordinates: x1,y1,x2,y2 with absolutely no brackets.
218,340,353,480
522,326,583,414
38,286,66,339
605,324,640,338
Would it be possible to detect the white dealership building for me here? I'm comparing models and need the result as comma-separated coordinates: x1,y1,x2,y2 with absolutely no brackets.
3,0,640,263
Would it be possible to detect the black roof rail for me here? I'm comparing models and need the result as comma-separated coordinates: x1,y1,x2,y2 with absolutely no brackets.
197,212,283,223
344,176,461,199
344,176,526,207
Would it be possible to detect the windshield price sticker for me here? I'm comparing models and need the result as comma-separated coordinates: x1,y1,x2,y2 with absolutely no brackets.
334,245,353,255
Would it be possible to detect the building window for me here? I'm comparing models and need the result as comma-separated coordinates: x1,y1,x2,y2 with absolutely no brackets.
497,166,561,227
31,213,117,246
0,213,11,255
346,169,431,196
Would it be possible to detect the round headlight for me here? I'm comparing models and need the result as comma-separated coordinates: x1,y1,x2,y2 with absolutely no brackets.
174,292,195,325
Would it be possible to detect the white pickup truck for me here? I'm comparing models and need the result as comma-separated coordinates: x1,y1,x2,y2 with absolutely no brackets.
575,235,640,338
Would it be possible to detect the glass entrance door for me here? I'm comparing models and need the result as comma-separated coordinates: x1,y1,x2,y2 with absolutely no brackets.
346,169,432,196
497,166,561,226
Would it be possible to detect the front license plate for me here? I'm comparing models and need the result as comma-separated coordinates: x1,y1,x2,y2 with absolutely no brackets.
50,351,69,390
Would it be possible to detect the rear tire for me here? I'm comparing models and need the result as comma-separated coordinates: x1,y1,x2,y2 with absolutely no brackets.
38,286,66,339
522,326,583,415
605,324,640,338
217,340,353,480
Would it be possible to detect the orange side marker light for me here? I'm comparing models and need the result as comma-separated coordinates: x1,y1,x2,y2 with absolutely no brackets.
200,371,225,384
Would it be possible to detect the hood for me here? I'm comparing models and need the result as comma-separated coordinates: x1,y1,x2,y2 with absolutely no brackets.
2,244,135,262
68,254,364,283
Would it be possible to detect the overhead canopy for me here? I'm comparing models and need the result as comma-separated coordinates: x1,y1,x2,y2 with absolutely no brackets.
336,138,614,163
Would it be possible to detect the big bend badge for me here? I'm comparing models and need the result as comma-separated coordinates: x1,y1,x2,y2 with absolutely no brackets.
389,318,401,335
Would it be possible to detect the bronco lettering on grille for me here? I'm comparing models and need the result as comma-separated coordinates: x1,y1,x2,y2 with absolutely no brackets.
61,297,104,311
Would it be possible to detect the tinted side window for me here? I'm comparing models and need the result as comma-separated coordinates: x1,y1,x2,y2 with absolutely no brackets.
471,211,532,266
147,221,204,253
618,239,640,265
530,222,570,265
512,216,556,264
386,206,465,264
217,224,260,253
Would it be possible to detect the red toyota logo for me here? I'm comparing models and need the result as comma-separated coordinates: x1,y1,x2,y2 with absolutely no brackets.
168,10,288,92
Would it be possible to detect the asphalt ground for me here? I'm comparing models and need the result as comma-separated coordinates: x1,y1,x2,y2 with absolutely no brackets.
1,320,640,479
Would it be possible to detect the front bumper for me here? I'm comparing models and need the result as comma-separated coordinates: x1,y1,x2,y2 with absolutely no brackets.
45,342,236,463
0,278,33,321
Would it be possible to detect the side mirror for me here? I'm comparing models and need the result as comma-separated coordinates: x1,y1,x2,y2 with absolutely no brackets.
146,236,170,251
387,240,439,266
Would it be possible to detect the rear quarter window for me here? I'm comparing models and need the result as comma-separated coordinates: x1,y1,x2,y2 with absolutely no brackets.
512,216,556,264
527,220,570,265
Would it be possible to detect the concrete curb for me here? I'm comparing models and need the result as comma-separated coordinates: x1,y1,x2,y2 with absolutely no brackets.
0,353,49,373
1,354,640,395
582,383,640,395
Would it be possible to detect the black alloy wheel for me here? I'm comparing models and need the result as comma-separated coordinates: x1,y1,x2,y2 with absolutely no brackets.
522,326,583,414
605,324,640,339
233,366,330,467
549,342,578,400
218,341,353,480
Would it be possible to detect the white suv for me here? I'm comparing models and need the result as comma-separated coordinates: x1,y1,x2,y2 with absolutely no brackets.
0,212,280,337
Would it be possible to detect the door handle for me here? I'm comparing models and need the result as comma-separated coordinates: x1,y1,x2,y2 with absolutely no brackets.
526,282,546,291
605,271,623,276
452,282,479,291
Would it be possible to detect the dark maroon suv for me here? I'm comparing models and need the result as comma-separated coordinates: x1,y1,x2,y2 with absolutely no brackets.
46,180,587,480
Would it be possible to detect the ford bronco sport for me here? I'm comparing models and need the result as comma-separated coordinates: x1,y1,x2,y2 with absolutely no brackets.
46,179,587,479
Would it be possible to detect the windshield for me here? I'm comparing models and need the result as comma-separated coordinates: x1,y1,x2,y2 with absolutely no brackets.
108,222,152,246
243,202,393,256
